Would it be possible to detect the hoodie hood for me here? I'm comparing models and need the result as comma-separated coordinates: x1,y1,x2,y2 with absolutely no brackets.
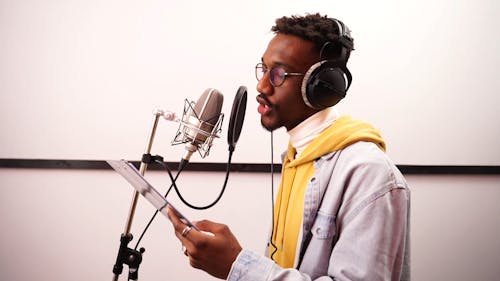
286,115,386,168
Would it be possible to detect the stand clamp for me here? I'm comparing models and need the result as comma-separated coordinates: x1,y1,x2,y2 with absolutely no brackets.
112,233,145,281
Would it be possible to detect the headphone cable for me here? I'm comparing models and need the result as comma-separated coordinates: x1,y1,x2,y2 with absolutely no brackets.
269,131,278,260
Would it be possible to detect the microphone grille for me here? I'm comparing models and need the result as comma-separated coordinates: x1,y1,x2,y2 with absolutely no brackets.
193,88,224,126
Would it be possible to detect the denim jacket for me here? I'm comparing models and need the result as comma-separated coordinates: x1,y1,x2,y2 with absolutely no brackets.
227,141,411,281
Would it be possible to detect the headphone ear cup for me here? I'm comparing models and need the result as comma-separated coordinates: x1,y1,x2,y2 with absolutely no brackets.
301,60,348,110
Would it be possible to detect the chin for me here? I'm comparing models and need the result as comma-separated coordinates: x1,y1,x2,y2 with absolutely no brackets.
260,119,279,132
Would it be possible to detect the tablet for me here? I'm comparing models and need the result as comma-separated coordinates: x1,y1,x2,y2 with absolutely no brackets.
107,159,199,231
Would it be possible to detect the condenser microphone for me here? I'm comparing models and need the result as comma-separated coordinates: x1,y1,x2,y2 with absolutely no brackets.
173,88,224,168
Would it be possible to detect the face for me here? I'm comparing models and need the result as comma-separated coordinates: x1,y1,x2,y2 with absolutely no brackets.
256,33,319,132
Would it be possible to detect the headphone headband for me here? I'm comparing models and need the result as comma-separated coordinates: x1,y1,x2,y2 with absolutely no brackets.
330,18,354,51
328,18,354,64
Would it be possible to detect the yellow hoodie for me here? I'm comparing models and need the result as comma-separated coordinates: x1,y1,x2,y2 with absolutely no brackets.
270,115,386,268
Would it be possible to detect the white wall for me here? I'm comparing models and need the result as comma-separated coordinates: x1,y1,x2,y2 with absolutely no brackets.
1,0,500,165
0,168,499,281
1,0,499,280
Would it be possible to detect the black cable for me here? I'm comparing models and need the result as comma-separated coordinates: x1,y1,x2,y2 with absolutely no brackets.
133,151,233,250
170,151,233,210
133,159,185,251
269,131,278,260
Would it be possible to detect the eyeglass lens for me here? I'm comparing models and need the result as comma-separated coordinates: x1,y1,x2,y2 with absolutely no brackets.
255,64,286,86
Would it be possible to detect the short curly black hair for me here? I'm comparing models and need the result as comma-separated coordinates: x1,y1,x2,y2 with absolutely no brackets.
271,13,352,61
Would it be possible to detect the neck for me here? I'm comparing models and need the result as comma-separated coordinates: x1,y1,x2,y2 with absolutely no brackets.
288,107,339,158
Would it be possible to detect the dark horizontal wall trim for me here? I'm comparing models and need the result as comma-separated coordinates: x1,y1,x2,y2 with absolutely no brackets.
1,158,500,175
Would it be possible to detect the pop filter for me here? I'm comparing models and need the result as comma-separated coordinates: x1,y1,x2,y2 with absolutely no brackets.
227,86,247,152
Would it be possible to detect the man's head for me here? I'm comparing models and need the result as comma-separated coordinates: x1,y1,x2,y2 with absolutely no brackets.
256,13,354,132
272,14,352,62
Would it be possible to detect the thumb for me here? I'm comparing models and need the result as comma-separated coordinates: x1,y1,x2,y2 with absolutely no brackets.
194,219,229,234
194,219,217,231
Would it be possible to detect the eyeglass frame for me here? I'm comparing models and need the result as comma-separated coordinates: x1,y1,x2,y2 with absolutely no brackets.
255,63,305,87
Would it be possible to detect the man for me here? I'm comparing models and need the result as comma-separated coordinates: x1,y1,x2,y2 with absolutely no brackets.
167,13,410,281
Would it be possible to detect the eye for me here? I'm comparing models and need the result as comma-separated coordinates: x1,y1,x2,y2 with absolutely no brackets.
270,67,286,86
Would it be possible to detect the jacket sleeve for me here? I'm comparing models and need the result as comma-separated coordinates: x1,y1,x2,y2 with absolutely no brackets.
227,249,315,281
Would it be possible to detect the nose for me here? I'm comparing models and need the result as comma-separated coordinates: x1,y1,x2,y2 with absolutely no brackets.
256,72,273,96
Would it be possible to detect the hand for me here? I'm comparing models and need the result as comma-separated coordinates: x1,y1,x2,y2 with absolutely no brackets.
166,206,242,279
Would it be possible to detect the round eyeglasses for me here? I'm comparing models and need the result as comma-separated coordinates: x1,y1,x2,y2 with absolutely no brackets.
255,63,304,87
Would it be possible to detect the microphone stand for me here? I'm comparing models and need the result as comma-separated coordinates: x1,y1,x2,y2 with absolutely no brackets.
112,110,165,281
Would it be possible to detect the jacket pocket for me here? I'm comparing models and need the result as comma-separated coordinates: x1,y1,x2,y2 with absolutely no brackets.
311,212,336,240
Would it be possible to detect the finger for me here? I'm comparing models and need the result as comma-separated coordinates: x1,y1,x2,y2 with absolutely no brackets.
167,206,198,249
181,225,194,239
167,207,204,243
166,206,186,234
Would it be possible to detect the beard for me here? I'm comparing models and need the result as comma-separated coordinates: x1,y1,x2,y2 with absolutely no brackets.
260,116,280,132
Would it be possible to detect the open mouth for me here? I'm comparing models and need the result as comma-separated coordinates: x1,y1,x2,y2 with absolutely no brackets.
256,95,272,115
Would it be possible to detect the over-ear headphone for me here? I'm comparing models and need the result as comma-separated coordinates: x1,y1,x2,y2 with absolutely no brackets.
301,18,355,110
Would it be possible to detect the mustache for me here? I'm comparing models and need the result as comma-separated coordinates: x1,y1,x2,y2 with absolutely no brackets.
256,93,272,106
